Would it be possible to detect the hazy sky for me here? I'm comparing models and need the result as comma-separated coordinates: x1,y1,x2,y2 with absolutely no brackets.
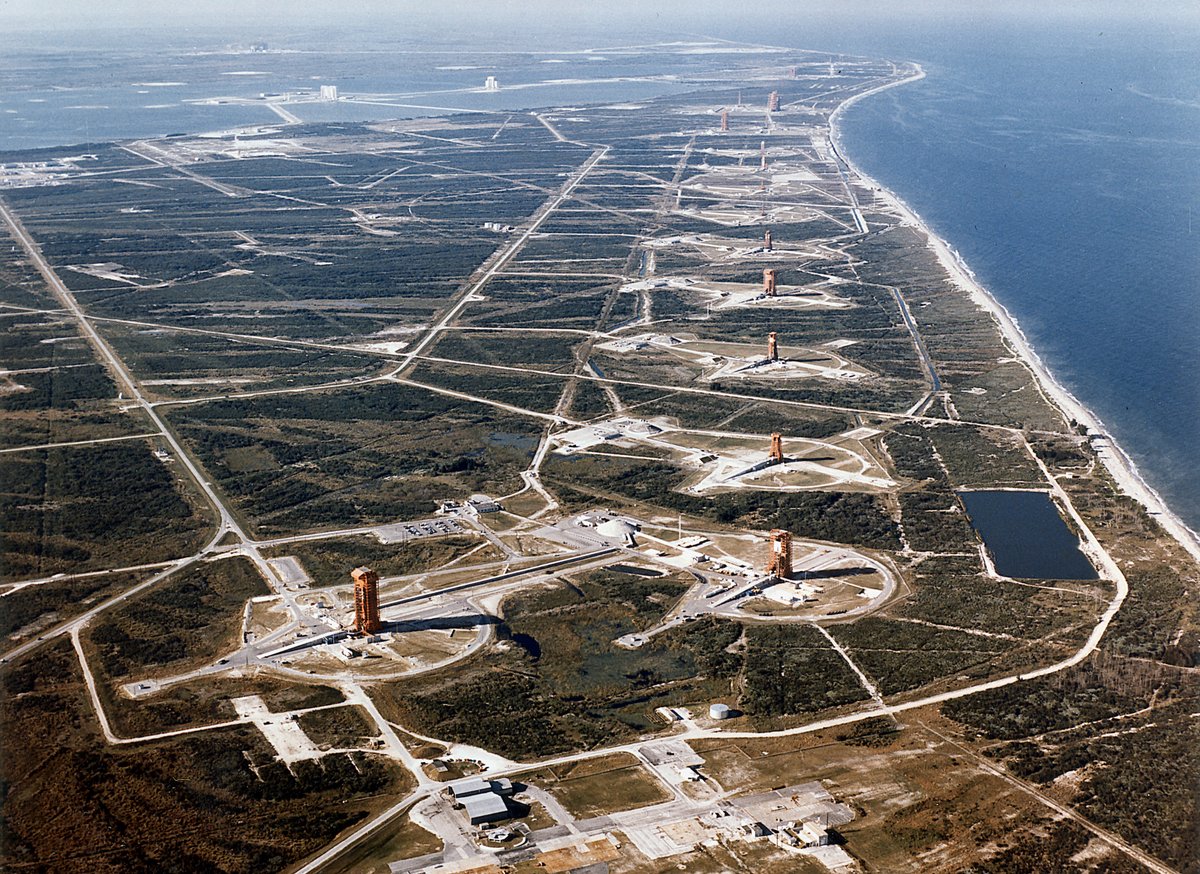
4,0,1197,32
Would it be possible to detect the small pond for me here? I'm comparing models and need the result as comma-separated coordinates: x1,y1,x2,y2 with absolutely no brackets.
958,489,1098,580
608,564,666,578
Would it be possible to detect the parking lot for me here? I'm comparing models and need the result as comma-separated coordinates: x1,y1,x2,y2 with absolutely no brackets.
374,518,463,544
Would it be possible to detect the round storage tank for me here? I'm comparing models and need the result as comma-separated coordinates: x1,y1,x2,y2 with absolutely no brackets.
709,703,731,720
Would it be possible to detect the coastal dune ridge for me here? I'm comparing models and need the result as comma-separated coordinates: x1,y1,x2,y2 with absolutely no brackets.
829,64,1200,567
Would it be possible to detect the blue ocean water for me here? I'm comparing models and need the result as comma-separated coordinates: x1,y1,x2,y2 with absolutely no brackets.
817,18,1200,535
2,12,1197,534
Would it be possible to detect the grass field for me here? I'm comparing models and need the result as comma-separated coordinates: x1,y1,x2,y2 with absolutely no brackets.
515,752,672,819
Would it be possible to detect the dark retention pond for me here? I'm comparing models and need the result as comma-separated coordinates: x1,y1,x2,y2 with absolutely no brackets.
608,564,666,578
959,490,1098,580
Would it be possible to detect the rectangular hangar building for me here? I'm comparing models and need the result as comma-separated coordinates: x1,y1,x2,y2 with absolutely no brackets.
461,792,510,825
449,776,514,825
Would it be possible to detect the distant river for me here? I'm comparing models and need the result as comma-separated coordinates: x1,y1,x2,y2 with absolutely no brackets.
815,15,1200,534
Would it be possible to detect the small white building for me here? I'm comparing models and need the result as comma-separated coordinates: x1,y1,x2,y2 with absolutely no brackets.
793,821,830,848
467,494,501,514
319,84,338,101
667,764,702,785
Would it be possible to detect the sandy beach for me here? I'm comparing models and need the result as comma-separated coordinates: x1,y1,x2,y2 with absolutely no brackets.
828,66,1200,567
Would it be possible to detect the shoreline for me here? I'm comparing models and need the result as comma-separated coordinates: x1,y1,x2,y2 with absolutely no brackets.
828,65,1200,567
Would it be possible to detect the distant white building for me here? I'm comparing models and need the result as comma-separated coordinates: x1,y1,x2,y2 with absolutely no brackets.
483,75,500,92
792,821,831,848
319,84,339,101
467,494,501,514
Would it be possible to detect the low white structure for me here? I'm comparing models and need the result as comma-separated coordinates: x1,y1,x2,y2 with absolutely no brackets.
467,494,501,514
461,792,509,825
319,84,338,101
596,518,638,545
668,765,702,784
793,821,830,848
709,702,731,720
762,581,821,606
448,776,491,799
448,776,513,825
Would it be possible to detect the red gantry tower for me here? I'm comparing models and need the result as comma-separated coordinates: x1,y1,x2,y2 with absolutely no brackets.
763,268,777,297
351,566,383,635
766,529,793,579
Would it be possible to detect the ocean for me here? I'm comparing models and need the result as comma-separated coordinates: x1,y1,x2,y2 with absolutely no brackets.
2,12,1197,533
815,14,1200,535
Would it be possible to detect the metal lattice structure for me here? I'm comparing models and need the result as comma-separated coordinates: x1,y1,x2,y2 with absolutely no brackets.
767,331,779,361
763,268,777,297
351,566,383,635
766,529,793,579
770,432,784,464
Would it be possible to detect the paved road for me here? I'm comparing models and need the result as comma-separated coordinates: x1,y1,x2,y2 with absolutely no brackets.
0,560,176,594
0,71,1158,874
1,558,200,665
0,199,240,547
386,145,611,381
379,548,616,609
0,431,162,454
887,284,942,393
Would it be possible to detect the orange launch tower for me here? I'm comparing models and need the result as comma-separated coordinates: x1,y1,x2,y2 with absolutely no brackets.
766,529,793,579
770,433,784,464
351,566,382,635
720,110,729,131
763,268,777,297
767,90,780,112
767,331,779,360
764,229,772,251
